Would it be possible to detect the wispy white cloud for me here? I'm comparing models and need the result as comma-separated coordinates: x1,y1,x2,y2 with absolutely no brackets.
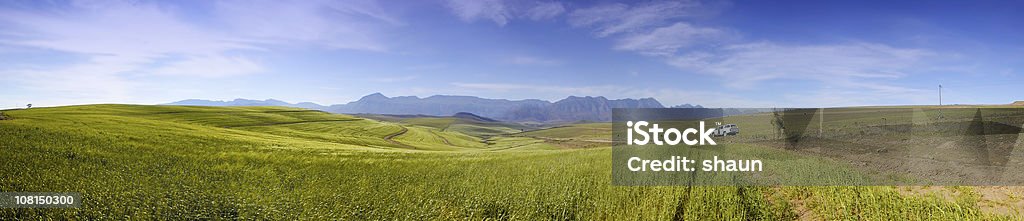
503,55,561,66
568,1,705,37
446,0,512,25
404,64,448,71
615,22,734,56
567,1,950,107
668,42,935,89
151,55,265,78
622,88,777,108
661,42,946,107
450,82,773,107
444,0,565,26
449,81,932,108
452,82,621,96
0,1,230,104
0,0,400,104
369,75,419,83
0,1,250,58
525,1,566,21
213,0,398,51
4,55,141,106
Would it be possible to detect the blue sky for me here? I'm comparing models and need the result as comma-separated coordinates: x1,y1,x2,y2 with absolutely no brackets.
1,0,1022,108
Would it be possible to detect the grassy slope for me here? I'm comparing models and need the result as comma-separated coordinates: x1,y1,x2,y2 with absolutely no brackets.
516,123,612,141
395,116,532,137
0,105,1019,219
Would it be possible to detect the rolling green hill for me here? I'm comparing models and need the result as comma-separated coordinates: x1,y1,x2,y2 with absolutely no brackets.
361,114,536,138
1,105,1020,220
510,123,613,149
516,123,612,141
19,104,518,151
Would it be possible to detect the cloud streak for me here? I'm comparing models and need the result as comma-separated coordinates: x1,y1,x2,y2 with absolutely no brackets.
568,1,707,37
449,82,775,107
214,0,398,51
564,1,955,107
615,22,733,56
369,75,419,83
151,55,265,78
503,55,562,66
452,82,623,97
668,42,935,89
444,0,565,26
0,0,400,104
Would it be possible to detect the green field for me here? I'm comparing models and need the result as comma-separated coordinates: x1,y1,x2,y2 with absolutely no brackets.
361,114,533,138
1,105,1022,219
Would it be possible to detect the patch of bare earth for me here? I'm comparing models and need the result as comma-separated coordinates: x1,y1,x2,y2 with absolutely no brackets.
897,186,1024,218
896,186,960,202
974,186,1024,217
788,198,821,221
770,187,820,221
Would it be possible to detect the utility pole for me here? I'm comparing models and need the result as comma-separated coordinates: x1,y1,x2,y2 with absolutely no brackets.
938,84,943,119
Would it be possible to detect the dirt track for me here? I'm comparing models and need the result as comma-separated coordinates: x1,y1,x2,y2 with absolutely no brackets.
384,126,416,149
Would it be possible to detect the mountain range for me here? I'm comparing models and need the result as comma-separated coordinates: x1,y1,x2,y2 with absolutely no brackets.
165,93,702,123
164,98,328,110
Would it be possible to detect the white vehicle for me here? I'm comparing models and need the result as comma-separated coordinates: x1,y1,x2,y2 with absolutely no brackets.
712,124,739,137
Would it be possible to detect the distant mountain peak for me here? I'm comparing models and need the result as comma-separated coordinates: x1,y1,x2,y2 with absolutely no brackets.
672,104,705,108
330,94,673,122
564,95,606,100
360,93,389,101
163,98,326,110
170,94,695,123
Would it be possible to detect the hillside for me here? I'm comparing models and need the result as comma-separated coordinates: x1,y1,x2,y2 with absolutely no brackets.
0,104,510,152
165,98,327,110
359,112,536,138
3,104,1020,219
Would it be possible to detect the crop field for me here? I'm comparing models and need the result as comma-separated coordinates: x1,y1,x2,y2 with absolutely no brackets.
2,104,1023,219
366,114,533,138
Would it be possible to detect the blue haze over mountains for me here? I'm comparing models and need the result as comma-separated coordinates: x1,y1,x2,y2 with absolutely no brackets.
165,93,702,122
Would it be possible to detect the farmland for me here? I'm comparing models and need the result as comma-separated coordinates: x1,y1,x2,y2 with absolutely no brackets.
1,104,1023,219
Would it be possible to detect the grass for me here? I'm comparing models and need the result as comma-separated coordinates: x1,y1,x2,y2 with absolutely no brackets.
365,114,534,138
447,123,524,137
1,104,1021,219
516,123,612,141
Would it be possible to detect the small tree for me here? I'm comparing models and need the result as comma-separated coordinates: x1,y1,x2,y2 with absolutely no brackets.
770,108,784,139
